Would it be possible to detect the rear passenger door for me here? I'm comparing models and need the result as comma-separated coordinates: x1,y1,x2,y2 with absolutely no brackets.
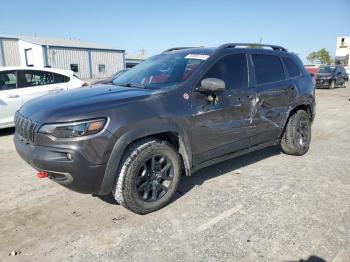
18,70,68,105
248,53,294,146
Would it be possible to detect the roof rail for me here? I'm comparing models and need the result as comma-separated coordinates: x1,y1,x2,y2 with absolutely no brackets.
217,43,287,52
163,47,197,53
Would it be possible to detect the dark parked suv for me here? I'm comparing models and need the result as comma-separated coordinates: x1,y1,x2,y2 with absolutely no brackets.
14,43,315,214
316,65,348,89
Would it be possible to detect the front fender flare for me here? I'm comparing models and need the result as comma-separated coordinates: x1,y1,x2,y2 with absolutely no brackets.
97,121,192,195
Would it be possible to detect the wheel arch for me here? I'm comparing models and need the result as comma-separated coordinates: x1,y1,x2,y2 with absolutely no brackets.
98,123,192,195
280,102,314,139
289,104,313,121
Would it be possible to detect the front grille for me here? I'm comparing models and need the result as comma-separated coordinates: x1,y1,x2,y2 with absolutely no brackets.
14,112,38,143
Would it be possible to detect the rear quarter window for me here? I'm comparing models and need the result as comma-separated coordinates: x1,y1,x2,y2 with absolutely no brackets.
282,57,302,78
53,73,70,84
252,54,284,84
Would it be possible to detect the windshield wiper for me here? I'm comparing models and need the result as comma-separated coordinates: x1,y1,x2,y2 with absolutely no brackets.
116,83,145,88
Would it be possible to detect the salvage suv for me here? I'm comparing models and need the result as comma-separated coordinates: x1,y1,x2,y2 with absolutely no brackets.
14,43,315,214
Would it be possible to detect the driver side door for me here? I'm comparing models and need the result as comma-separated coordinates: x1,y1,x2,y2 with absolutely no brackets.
191,52,254,165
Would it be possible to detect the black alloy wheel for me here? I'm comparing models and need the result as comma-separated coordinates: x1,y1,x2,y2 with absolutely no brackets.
135,155,174,202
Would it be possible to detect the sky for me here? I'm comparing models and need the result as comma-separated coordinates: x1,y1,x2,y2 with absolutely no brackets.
0,0,349,63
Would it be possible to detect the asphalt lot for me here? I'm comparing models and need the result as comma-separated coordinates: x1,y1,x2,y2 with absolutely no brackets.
1,85,350,262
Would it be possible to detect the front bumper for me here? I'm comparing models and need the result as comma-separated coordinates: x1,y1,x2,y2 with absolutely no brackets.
315,79,331,88
14,134,107,194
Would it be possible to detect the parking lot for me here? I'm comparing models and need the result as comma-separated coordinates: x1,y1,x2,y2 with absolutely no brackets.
0,86,349,261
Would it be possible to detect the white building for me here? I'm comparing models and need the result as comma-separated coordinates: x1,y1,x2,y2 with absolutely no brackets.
335,36,350,66
0,35,125,79
125,49,148,68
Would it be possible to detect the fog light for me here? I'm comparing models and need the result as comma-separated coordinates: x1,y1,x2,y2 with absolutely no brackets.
67,153,72,160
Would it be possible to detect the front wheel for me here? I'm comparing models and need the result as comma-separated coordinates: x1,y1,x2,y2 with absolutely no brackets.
113,139,182,214
330,80,336,89
281,110,311,156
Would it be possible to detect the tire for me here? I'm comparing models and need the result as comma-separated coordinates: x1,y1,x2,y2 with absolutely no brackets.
330,80,336,89
113,138,182,214
281,110,311,156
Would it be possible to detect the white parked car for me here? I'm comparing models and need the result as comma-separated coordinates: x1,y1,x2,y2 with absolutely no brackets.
0,67,85,129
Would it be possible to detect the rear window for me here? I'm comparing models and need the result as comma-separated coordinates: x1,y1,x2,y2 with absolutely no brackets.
20,70,54,87
282,57,301,78
252,54,284,84
53,73,69,84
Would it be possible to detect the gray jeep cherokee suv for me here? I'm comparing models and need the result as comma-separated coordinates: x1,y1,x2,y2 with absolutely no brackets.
15,43,315,214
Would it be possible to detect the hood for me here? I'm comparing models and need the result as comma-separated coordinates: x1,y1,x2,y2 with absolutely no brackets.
19,84,153,122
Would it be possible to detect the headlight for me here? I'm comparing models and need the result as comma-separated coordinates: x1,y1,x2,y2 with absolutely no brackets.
39,118,107,138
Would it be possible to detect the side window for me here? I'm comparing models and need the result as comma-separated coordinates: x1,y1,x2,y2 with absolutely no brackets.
202,53,248,89
282,57,301,78
252,54,285,84
0,71,17,91
98,64,106,73
20,70,54,87
53,73,69,84
70,64,79,73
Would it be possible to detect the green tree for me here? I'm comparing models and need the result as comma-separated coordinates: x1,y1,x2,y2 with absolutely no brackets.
307,48,333,64
317,48,333,64
306,52,318,64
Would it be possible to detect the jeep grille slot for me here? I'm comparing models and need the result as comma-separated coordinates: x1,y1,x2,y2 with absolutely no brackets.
14,112,37,143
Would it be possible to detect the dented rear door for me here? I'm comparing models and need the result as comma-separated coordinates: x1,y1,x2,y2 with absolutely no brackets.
247,53,292,146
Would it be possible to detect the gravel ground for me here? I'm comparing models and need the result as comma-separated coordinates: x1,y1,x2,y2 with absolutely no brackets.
0,86,349,262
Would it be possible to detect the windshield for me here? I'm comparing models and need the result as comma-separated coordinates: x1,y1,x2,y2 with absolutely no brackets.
111,69,127,79
318,66,335,74
113,53,209,89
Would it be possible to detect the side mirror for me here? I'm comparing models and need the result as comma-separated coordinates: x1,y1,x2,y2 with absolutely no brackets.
310,73,315,77
336,71,341,75
197,78,225,93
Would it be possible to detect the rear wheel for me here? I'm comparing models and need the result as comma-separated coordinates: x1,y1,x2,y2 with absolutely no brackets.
281,110,311,156
113,138,181,214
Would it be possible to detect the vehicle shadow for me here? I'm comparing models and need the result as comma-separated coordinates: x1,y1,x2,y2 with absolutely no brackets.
286,255,326,262
97,146,281,206
0,127,15,137
173,146,281,201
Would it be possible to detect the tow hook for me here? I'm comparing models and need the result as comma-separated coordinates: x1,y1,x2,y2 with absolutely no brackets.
37,171,49,179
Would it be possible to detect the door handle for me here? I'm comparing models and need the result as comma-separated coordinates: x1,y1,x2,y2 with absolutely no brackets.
247,94,254,99
289,86,295,90
8,94,20,98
